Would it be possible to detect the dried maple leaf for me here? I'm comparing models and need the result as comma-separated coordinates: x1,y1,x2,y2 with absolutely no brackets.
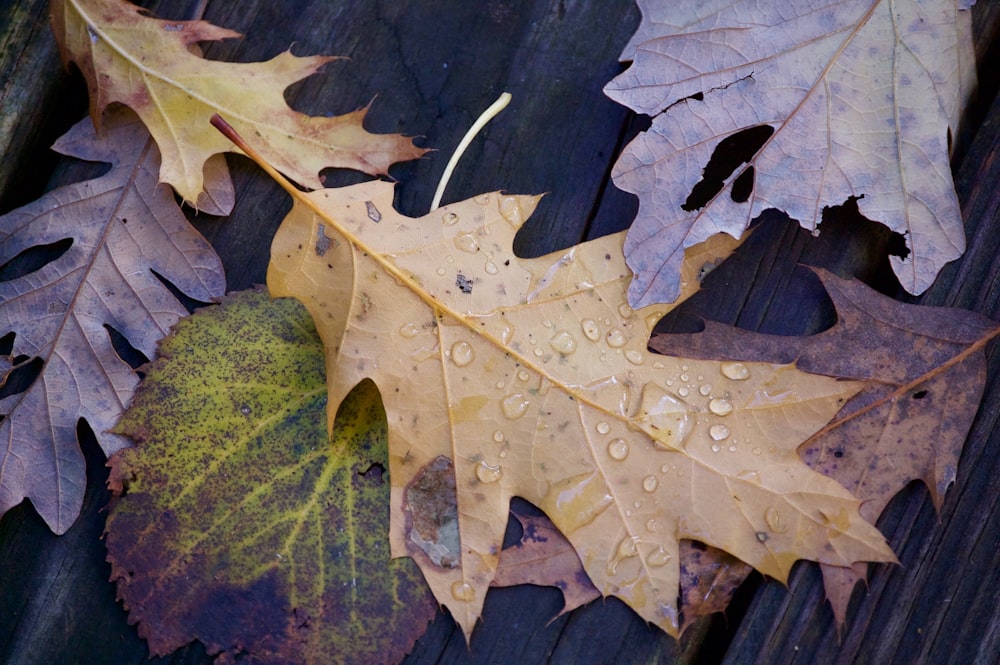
650,268,1000,625
605,0,978,307
107,290,436,665
210,121,897,638
0,107,225,534
51,0,426,207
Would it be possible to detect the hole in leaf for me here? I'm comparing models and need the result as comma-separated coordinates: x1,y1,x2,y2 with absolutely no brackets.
886,231,910,260
683,125,774,211
912,390,928,400
358,462,385,485
0,332,14,355
151,270,216,314
0,356,43,400
730,166,755,203
0,238,73,283
104,324,149,370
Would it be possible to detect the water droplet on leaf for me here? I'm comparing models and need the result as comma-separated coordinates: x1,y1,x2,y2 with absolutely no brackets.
606,329,627,348
454,233,479,253
642,475,658,492
476,461,503,483
708,398,733,416
709,424,731,441
451,581,476,601
540,471,613,533
549,330,577,354
764,506,786,533
647,547,671,567
581,319,601,342
450,341,474,367
721,362,750,380
501,393,530,419
634,384,695,451
607,438,629,460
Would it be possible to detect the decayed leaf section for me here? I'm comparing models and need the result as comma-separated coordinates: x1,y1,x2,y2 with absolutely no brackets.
606,0,977,306
264,177,895,637
107,290,436,664
51,0,427,206
651,268,1000,624
0,108,224,534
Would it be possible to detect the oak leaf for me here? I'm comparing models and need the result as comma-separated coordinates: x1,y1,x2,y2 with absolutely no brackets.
650,268,1000,625
0,108,225,534
605,0,977,307
240,131,896,636
107,289,437,665
51,0,427,208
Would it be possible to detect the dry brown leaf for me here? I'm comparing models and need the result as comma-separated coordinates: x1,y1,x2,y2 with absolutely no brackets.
0,107,225,534
492,509,601,616
650,268,1000,624
605,0,977,307
51,0,426,207
493,509,753,632
235,121,897,637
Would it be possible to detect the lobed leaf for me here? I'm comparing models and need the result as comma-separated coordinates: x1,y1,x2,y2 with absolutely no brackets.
606,0,977,306
259,172,895,638
0,108,224,533
51,0,427,207
650,268,1000,624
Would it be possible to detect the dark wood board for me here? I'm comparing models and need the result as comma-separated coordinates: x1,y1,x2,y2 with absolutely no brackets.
0,1,998,664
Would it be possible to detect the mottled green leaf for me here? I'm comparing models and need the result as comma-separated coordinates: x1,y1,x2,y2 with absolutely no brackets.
106,289,435,664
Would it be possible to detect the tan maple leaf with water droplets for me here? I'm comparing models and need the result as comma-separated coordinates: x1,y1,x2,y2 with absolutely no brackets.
253,161,896,637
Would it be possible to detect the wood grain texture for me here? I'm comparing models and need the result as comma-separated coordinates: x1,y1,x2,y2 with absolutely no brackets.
0,1,998,664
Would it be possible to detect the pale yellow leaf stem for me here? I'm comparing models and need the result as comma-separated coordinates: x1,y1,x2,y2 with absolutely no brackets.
429,92,512,212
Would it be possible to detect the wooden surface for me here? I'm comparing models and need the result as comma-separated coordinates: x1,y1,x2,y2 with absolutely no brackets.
1,1,999,663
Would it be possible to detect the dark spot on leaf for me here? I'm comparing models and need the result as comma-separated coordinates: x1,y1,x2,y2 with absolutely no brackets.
315,223,331,256
755,531,768,543
365,200,381,223
403,456,459,569
456,274,473,294
912,390,928,399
